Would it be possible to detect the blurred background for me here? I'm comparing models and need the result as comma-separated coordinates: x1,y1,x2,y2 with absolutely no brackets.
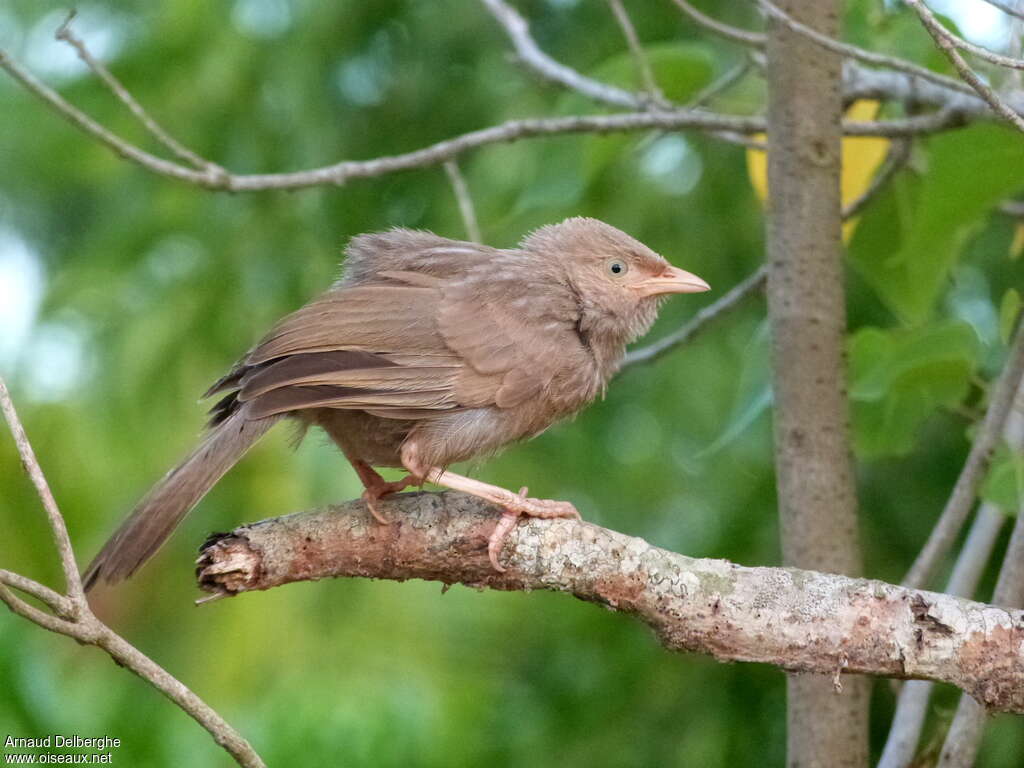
2,0,1023,765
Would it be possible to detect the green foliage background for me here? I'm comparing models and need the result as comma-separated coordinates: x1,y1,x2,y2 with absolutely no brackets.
1,1,1022,765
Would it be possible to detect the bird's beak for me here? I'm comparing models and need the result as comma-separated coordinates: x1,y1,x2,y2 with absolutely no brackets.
634,265,711,297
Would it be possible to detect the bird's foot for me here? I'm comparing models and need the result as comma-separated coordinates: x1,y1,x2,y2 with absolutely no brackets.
487,486,580,572
351,459,414,524
361,477,414,525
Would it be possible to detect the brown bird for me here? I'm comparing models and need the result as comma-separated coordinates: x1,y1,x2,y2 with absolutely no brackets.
83,217,709,587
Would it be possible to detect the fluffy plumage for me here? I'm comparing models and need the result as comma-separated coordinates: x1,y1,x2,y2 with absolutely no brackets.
83,217,709,586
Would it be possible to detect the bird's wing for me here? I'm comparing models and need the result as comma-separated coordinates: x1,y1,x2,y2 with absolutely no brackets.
207,280,465,421
206,239,593,422
438,269,593,410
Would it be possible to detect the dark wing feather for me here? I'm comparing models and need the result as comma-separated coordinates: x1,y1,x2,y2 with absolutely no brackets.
207,279,467,421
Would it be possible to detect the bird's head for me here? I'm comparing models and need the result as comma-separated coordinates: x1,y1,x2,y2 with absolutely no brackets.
521,217,710,351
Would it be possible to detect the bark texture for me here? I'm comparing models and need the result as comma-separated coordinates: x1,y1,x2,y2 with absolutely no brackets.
764,2,869,765
195,492,1024,715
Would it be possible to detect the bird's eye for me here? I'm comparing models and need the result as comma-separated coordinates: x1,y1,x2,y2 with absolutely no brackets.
606,258,629,278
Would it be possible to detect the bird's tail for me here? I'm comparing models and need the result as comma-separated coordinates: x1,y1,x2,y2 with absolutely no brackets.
83,406,279,590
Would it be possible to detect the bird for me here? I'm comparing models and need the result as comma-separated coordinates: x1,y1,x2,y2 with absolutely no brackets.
82,217,709,588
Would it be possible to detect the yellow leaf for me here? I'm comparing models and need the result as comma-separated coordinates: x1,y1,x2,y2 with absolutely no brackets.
746,100,891,242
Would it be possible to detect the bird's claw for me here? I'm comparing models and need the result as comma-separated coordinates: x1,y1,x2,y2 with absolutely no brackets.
361,490,393,525
487,494,581,571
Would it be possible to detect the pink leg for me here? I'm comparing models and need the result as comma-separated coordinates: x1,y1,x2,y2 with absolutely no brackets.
349,459,415,525
415,464,579,571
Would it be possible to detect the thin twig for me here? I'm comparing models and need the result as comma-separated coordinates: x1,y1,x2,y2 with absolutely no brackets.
621,266,766,369
54,12,226,177
906,0,1024,133
483,0,980,122
981,0,1024,21
841,137,912,220
443,160,482,243
878,502,1007,768
755,0,976,97
0,377,266,768
936,395,1024,768
687,59,753,108
0,49,967,193
906,0,1024,70
903,321,1024,590
670,0,766,47
0,568,74,616
0,377,84,604
479,0,643,109
606,0,669,107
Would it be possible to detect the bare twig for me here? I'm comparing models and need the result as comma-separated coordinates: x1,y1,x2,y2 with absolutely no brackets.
621,266,766,369
479,0,643,108
937,396,1024,768
687,59,753,108
0,48,967,193
0,377,265,768
606,0,669,107
670,0,766,48
878,503,1007,768
0,569,73,615
906,0,1024,132
982,0,1024,21
196,493,1024,714
903,322,1024,590
756,0,976,97
443,160,482,243
0,377,84,605
906,0,1024,70
54,12,225,177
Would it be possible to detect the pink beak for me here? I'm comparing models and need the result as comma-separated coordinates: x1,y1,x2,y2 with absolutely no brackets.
635,265,711,297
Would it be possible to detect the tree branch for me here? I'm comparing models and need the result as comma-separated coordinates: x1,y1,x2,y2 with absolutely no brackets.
54,12,224,175
605,0,669,107
755,0,976,97
0,377,84,604
0,377,265,768
981,0,1024,21
937,392,1024,767
906,0,1024,133
903,323,1024,591
443,160,482,243
905,0,1024,71
764,1,868,764
479,0,644,109
878,504,1007,768
195,492,1024,715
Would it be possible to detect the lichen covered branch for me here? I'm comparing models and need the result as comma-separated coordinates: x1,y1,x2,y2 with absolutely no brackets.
197,492,1024,715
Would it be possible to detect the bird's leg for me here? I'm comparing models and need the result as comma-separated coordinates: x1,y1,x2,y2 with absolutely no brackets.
349,459,415,525
424,468,580,572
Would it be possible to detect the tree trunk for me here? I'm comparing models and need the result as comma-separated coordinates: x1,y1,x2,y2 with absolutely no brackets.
764,2,870,766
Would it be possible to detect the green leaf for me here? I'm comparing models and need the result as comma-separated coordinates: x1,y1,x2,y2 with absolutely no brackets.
574,43,718,181
982,448,1024,515
849,125,1024,324
848,321,981,457
585,42,716,104
1000,288,1022,344
700,320,772,456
